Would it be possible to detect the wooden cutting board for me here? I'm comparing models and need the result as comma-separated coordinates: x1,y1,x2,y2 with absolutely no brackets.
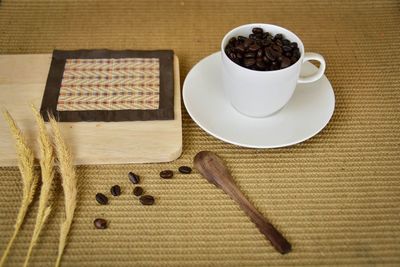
0,54,182,166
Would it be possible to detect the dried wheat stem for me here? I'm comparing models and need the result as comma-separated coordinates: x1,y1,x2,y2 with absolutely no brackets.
49,115,77,267
0,110,38,267
23,106,55,267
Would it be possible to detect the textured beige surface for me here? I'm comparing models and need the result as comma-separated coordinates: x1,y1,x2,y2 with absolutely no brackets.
0,0,399,266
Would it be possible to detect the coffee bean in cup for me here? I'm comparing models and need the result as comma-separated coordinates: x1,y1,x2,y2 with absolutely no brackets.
224,27,300,71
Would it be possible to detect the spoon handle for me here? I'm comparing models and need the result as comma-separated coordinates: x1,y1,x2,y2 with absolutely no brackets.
224,181,292,254
194,151,292,254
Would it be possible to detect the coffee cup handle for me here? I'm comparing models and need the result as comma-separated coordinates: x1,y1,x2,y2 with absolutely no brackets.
298,52,326,84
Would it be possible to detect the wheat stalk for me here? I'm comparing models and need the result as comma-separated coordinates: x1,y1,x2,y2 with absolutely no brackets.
23,106,56,267
0,110,38,267
49,115,77,267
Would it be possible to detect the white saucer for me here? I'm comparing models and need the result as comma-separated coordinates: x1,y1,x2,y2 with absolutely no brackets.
183,52,335,148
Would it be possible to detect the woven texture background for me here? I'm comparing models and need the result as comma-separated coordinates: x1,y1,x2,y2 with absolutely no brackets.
0,0,399,266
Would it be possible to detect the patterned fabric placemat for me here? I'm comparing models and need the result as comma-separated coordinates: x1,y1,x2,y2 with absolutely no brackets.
40,50,174,122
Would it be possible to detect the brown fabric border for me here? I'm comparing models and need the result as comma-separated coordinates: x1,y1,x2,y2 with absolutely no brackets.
40,49,174,122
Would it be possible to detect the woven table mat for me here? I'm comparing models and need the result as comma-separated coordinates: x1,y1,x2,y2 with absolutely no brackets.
0,0,399,266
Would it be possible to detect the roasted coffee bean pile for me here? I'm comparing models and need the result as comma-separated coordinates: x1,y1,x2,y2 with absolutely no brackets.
225,27,301,71
93,166,193,229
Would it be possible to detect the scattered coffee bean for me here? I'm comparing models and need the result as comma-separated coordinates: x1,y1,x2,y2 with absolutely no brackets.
128,172,140,184
133,186,144,196
139,195,155,205
95,193,108,205
178,166,192,174
94,218,107,229
225,27,301,71
110,185,121,196
160,170,173,179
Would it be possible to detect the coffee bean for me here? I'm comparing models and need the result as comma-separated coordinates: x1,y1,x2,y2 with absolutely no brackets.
271,61,279,70
282,38,289,45
229,37,237,45
96,193,108,205
237,36,247,42
290,42,298,49
110,185,121,196
274,33,283,40
280,57,291,69
252,27,263,34
234,43,245,53
265,47,276,61
244,52,255,58
236,52,243,59
178,166,192,174
94,218,107,229
243,38,252,48
160,170,173,179
271,44,282,53
262,32,270,39
243,58,256,67
282,45,292,52
248,44,260,52
256,60,267,70
139,195,155,205
133,186,144,196
261,38,271,46
229,52,237,60
257,49,263,58
275,39,283,47
128,172,140,184
249,34,257,40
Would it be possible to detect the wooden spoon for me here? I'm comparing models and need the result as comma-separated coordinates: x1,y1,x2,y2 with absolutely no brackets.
194,151,292,254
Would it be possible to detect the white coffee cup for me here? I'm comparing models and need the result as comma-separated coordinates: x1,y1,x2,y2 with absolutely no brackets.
221,23,326,117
